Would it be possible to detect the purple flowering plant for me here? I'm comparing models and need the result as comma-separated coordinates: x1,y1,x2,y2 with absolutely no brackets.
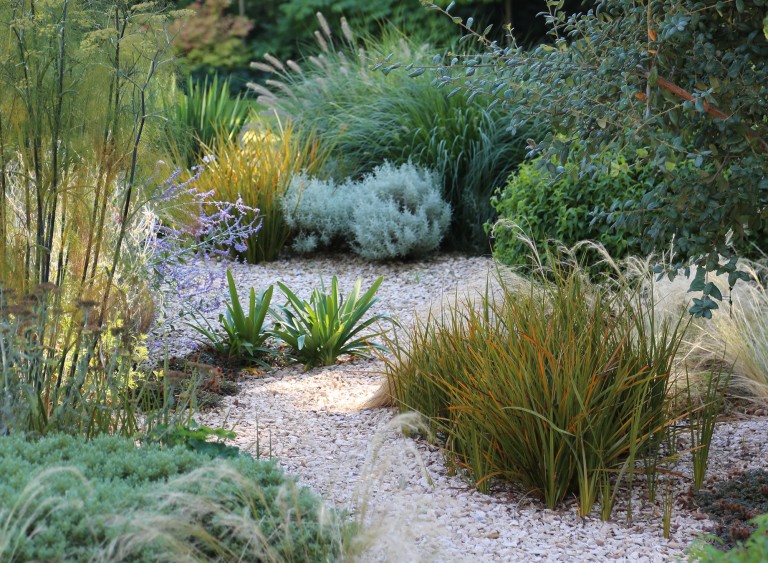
122,162,262,354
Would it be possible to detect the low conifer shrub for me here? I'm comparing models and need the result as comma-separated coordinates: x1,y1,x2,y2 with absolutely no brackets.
0,434,346,562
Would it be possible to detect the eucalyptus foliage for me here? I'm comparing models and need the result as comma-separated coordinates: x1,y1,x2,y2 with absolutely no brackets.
394,0,768,315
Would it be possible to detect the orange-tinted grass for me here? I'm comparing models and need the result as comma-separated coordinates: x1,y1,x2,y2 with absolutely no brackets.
382,245,694,519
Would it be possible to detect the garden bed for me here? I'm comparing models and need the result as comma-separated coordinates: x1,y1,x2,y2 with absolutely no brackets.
154,253,768,561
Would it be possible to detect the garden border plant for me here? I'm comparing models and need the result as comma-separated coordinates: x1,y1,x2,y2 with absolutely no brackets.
188,274,392,371
380,239,725,520
253,15,535,253
0,433,348,562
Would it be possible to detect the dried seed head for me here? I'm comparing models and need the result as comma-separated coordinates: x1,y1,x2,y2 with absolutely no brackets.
314,31,329,53
286,60,302,75
263,53,285,72
1,304,33,318
308,55,326,70
316,12,331,41
76,299,99,309
341,17,354,44
246,82,276,99
250,61,276,74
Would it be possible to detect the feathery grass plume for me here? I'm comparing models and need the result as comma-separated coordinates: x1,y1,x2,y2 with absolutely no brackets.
263,53,286,72
251,19,538,253
340,17,355,44
0,467,87,562
342,412,453,560
251,61,277,73
286,60,303,74
647,257,768,406
316,12,332,41
380,236,703,518
101,464,346,562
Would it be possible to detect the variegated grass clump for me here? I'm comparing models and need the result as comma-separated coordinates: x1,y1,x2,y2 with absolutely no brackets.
194,118,331,263
381,239,702,518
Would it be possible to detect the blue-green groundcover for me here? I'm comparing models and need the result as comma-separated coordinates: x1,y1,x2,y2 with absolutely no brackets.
0,434,344,562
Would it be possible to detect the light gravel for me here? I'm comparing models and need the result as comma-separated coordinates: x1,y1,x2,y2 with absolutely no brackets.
155,254,768,562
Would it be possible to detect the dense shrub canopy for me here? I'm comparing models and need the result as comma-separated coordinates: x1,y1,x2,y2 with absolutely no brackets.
414,0,768,313
491,147,649,265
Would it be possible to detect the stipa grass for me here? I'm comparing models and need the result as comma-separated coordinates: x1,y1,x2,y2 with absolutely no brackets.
383,242,691,518
0,433,347,562
649,258,768,407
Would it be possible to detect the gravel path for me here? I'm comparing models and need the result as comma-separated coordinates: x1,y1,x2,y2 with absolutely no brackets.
157,254,768,561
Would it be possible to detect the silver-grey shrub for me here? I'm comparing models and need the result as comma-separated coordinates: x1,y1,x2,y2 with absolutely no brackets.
351,162,451,260
282,173,354,254
283,162,451,260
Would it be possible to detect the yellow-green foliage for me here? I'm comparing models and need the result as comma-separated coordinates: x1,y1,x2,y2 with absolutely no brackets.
194,119,330,263
0,1,187,437
384,243,689,518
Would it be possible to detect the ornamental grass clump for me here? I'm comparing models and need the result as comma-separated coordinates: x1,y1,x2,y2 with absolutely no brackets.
383,241,691,517
164,74,251,169
194,119,330,263
650,258,768,407
253,17,534,252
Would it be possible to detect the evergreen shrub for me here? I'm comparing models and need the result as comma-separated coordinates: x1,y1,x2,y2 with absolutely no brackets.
0,434,344,562
491,149,650,267
255,24,532,252
283,162,451,260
